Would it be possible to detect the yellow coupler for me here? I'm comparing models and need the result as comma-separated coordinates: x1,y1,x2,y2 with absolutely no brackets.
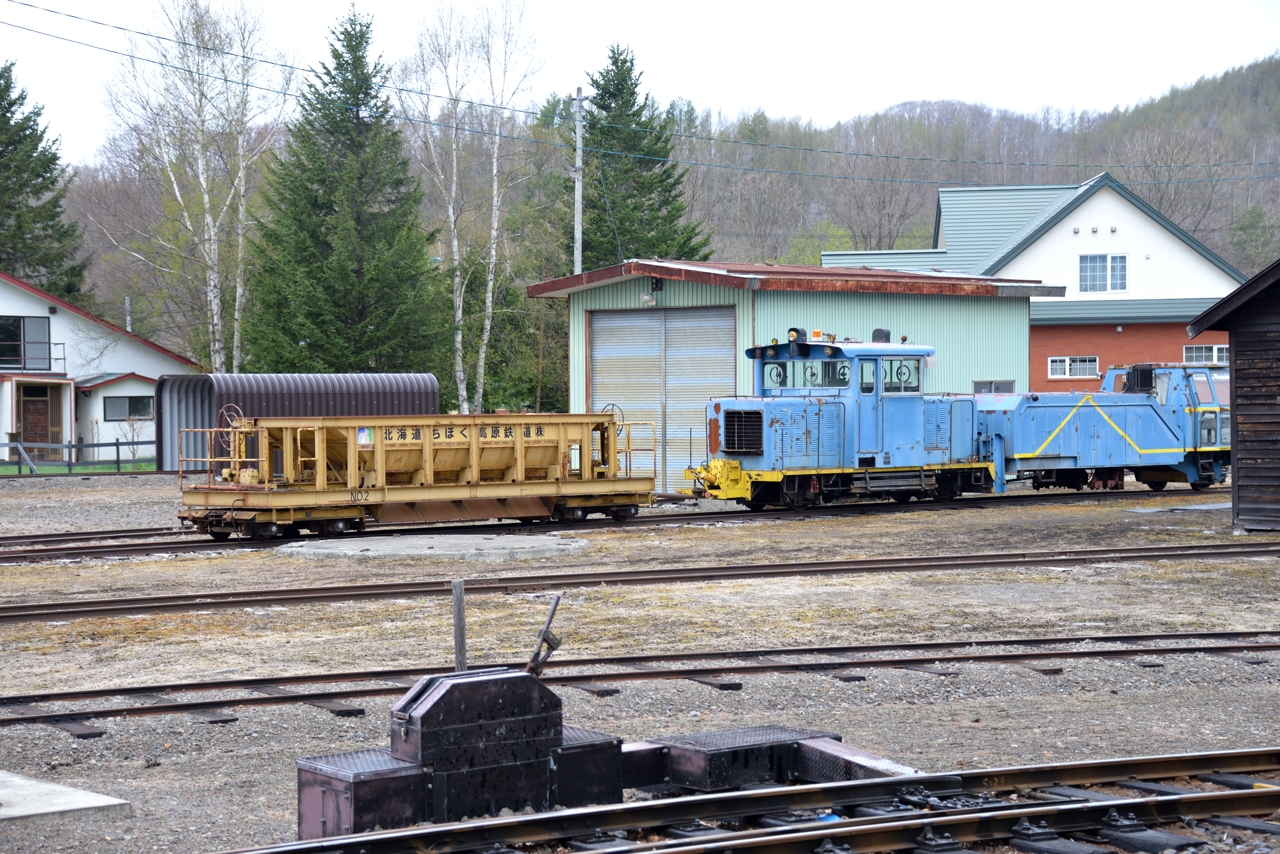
178,412,656,525
685,459,778,501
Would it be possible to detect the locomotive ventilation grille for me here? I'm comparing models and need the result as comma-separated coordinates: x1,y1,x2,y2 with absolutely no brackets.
723,410,764,455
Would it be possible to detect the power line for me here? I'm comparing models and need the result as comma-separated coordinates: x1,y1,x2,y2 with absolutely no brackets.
7,0,1280,175
2,15,1279,191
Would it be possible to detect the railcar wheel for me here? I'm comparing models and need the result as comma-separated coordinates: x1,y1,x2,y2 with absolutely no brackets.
1146,481,1168,492
1190,481,1211,492
892,492,913,504
248,522,281,541
744,502,767,512
323,519,351,535
568,507,588,522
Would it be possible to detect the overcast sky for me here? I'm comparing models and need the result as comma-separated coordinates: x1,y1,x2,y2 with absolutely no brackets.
2,0,1279,166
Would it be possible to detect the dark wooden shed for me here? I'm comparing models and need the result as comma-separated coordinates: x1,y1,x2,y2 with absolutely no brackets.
1189,255,1280,531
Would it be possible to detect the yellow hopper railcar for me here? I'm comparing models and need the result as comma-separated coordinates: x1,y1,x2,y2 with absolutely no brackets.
178,412,656,539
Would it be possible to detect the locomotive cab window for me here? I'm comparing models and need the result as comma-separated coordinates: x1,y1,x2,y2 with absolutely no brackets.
823,360,851,388
882,358,920,393
764,360,852,390
859,360,876,393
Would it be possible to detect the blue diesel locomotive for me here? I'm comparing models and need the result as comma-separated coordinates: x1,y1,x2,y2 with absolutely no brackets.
686,328,1230,508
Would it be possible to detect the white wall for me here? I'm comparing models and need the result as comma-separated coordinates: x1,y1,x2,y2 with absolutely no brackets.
78,376,158,460
1001,187,1240,301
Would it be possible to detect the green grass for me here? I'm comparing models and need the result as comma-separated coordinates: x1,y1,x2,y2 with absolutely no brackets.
0,460,157,476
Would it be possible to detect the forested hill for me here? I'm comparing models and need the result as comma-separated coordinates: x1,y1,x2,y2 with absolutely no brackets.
1102,53,1280,139
667,52,1280,276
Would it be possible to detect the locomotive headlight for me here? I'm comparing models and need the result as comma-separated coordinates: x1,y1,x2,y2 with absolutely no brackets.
771,338,778,345
766,347,776,358
787,330,798,342
824,346,834,356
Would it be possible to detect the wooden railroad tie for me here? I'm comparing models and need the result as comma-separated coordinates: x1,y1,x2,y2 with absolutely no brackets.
4,704,105,739
134,693,238,724
252,685,365,717
626,663,742,691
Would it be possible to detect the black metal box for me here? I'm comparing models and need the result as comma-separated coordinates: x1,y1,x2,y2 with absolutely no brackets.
431,757,552,822
654,726,838,791
552,725,623,807
390,669,562,770
621,740,670,788
296,748,426,840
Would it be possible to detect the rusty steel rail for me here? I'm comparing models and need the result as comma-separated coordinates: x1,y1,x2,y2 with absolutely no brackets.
0,485,1228,564
2,538,1277,624
1,632,1275,726
0,526,189,549
213,749,1280,854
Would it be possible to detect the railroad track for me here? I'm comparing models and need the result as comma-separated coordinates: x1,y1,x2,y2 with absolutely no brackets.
0,525,187,548
0,485,1228,564
2,537,1273,625
214,748,1280,854
1,629,1274,729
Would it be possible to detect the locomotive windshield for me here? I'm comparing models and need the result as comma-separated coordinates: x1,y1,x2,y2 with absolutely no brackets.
764,359,851,390
882,358,921,393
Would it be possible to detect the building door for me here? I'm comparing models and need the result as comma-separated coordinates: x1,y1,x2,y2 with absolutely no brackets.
590,307,736,491
21,387,50,459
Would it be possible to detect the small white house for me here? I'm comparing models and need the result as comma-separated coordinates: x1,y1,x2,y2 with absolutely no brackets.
0,270,201,463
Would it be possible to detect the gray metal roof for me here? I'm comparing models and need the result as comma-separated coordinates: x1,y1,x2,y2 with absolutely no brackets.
822,173,1245,285
1031,298,1224,326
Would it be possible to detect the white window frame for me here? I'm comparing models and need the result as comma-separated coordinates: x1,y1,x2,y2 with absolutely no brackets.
1079,254,1127,293
1183,344,1229,364
1048,356,1099,379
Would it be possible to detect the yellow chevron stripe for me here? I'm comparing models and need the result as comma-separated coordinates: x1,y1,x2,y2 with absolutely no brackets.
1011,395,1202,460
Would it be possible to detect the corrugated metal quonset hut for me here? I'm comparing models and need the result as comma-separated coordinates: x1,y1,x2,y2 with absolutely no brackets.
527,259,1063,491
1189,254,1280,532
155,373,440,471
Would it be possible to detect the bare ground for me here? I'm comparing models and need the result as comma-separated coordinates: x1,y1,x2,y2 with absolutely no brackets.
0,479,1276,853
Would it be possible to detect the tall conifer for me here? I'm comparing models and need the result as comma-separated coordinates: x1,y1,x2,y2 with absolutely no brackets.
245,12,432,372
0,61,85,299
579,46,711,270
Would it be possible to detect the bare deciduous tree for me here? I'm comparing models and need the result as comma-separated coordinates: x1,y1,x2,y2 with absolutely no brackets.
97,0,291,372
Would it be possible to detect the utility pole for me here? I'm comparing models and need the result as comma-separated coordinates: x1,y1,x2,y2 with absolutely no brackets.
573,86,584,275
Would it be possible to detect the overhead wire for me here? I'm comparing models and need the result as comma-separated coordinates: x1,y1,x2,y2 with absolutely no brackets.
5,0,1280,176
1,14,1278,190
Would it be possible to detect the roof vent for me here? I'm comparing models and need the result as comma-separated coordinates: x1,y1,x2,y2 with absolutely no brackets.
1091,226,1098,233
871,328,891,343
1073,227,1079,234
1110,226,1117,233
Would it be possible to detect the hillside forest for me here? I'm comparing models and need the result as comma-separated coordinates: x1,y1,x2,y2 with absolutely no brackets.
16,1,1280,413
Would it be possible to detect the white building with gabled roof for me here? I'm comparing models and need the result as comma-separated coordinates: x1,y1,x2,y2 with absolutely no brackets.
0,270,201,463
822,173,1245,391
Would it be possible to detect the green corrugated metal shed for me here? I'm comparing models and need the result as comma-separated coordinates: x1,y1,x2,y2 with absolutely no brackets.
528,260,1063,411
821,172,1245,284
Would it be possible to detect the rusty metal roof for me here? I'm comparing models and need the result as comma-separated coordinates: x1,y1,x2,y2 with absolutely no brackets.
525,259,1062,299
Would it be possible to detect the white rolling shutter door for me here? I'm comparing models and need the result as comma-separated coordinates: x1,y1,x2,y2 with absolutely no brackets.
589,307,736,491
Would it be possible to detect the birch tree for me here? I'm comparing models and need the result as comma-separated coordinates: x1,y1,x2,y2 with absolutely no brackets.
101,0,290,371
469,0,539,412
401,5,477,411
401,0,538,413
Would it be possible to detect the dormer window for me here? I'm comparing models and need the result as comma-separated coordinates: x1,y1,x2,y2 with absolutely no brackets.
1080,255,1127,292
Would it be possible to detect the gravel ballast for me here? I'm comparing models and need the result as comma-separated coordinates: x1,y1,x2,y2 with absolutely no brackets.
0,476,1277,853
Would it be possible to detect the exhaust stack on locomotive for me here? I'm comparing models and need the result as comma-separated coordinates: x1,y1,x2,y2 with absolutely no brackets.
688,328,1229,507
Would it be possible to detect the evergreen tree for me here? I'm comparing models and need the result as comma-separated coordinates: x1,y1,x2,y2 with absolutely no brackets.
0,61,85,299
245,12,433,372
579,46,711,270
